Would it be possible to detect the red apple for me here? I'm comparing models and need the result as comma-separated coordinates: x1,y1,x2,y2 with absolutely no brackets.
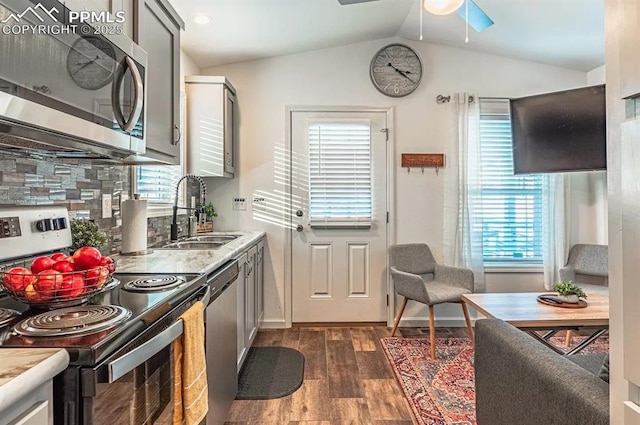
34,269,63,300
85,267,108,290
98,256,115,274
3,267,35,293
31,256,56,274
52,261,75,274
50,253,67,262
24,282,43,303
58,273,84,299
72,247,102,270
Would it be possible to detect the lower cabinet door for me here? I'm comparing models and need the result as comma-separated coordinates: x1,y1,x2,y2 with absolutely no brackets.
10,400,49,425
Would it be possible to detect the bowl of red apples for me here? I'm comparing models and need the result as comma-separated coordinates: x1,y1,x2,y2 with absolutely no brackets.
0,246,116,308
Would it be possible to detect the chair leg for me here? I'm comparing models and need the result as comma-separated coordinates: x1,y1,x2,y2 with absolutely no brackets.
565,330,573,347
428,305,436,360
461,301,474,343
390,297,408,337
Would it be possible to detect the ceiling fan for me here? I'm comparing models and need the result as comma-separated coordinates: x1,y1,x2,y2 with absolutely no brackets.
337,0,494,33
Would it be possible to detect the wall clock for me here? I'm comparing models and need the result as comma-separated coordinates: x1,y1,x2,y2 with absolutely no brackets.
66,36,116,90
370,44,423,97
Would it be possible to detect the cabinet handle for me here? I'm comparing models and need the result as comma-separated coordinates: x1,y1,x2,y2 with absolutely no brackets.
173,124,181,145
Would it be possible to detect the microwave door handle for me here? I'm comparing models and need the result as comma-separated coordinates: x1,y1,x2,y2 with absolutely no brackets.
111,57,128,131
122,56,144,133
103,320,183,383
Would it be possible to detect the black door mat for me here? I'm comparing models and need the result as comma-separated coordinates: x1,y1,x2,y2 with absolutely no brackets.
236,346,305,400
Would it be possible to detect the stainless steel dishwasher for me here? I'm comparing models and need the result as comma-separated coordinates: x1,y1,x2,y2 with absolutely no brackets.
204,260,240,425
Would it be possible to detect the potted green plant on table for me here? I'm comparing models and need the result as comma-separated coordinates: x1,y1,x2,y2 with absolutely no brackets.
553,281,588,304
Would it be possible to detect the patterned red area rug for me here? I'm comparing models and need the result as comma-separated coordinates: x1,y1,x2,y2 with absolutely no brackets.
380,335,608,425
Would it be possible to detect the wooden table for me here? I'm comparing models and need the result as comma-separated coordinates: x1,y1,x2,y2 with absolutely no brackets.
462,292,609,355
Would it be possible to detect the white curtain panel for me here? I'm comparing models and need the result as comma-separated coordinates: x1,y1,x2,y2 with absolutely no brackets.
442,93,486,292
542,173,570,290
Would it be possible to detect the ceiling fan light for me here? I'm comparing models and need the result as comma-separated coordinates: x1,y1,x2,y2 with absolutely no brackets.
423,0,464,15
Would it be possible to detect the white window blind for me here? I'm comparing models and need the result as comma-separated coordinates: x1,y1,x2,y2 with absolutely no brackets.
135,165,182,209
308,121,372,228
479,98,543,264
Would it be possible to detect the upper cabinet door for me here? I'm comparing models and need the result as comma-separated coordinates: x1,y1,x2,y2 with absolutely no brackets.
620,0,640,99
134,0,183,164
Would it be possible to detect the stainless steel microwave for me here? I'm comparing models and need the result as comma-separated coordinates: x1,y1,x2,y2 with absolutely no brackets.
0,0,147,160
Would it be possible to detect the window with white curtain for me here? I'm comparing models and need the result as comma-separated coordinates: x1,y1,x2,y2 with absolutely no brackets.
478,98,544,264
308,121,372,227
134,165,183,215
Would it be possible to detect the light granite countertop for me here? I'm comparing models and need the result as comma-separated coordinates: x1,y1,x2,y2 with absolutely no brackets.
0,348,69,413
113,231,266,274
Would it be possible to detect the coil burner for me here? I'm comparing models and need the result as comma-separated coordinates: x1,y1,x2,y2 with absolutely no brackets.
14,305,131,337
123,276,186,292
0,308,19,328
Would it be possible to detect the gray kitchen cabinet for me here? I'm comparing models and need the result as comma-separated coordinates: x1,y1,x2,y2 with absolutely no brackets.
256,240,265,324
236,250,248,373
134,0,184,164
245,245,258,349
9,401,49,425
185,76,237,177
235,238,265,373
620,1,640,99
110,0,134,38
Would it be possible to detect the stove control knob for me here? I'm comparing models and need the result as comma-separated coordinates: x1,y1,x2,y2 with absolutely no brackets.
36,218,54,232
53,218,67,230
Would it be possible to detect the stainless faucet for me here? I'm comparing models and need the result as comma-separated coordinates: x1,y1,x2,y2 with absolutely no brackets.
170,174,207,241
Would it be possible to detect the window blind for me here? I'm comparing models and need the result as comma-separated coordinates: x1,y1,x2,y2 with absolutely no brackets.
479,98,543,264
308,122,372,227
135,165,182,207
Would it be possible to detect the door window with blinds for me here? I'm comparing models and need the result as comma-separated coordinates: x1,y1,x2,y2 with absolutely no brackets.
479,98,543,264
308,120,372,228
134,165,183,214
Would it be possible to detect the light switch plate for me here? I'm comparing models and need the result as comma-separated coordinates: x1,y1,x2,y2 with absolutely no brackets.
101,194,112,218
253,197,266,212
233,197,247,210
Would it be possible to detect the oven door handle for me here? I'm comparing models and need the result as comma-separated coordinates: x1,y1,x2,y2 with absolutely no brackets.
103,320,183,383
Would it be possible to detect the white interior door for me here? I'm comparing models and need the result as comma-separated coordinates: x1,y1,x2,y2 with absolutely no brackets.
291,111,388,322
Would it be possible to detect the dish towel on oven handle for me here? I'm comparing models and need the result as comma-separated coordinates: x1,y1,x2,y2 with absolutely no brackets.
173,301,208,425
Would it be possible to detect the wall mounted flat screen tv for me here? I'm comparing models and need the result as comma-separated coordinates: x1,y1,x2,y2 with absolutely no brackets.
510,84,606,174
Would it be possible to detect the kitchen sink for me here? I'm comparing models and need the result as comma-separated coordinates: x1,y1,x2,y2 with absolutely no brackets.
182,235,240,243
160,241,227,250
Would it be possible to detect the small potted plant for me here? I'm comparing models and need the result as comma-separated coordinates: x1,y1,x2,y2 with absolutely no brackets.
553,281,587,303
70,219,108,252
202,202,218,222
196,202,218,232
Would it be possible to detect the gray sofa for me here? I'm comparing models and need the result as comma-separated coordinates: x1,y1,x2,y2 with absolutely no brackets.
474,319,609,425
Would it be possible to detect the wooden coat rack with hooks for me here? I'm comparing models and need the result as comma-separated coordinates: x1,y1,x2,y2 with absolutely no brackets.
401,153,445,175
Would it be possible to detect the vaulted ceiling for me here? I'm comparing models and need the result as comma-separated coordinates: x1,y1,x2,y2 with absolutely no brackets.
169,0,604,72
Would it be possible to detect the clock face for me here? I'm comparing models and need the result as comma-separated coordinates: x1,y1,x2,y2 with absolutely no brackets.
370,44,423,97
66,36,116,90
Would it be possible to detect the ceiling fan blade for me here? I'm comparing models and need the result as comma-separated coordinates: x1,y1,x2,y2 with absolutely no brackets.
456,0,494,32
337,0,380,5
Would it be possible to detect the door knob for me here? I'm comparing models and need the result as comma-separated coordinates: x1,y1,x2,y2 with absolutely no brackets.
296,210,304,217
296,224,304,232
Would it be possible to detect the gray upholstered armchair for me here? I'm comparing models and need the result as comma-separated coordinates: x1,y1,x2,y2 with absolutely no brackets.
558,244,608,293
388,243,475,359
559,244,608,346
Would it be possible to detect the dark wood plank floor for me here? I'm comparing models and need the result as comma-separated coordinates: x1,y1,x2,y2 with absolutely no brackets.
224,325,470,425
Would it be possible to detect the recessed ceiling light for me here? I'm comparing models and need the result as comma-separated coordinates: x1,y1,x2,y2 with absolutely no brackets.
193,14,212,25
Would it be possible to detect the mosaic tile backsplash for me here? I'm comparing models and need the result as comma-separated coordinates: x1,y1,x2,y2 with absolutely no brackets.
0,157,197,254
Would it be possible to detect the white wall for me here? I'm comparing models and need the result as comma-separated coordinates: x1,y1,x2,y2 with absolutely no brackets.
201,37,589,326
587,65,606,85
